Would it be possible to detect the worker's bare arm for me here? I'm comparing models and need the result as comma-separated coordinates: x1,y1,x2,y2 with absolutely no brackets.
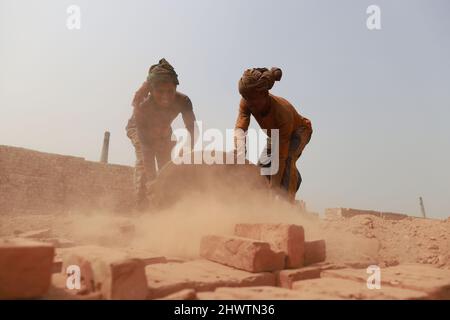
180,96,198,149
131,81,151,108
296,114,313,156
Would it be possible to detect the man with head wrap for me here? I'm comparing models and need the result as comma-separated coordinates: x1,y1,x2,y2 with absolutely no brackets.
235,67,313,202
126,58,197,211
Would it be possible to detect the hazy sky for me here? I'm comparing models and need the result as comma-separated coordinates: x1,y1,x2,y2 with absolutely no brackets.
1,0,449,218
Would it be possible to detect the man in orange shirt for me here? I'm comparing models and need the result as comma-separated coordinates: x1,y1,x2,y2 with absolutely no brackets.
235,67,313,202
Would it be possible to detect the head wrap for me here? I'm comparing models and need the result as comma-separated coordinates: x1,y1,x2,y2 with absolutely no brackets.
147,58,179,85
238,67,282,96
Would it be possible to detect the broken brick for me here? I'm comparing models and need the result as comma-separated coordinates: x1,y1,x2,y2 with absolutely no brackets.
234,223,305,268
200,235,285,273
59,246,149,299
105,258,148,300
275,265,322,289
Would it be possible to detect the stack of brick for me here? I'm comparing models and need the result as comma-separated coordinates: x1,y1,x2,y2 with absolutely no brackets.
51,245,171,299
199,223,327,273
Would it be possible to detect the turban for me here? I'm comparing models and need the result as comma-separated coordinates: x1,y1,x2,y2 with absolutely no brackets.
238,67,282,96
147,58,179,85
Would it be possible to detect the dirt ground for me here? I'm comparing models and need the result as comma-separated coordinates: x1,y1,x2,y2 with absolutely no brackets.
1,209,448,270
319,214,450,269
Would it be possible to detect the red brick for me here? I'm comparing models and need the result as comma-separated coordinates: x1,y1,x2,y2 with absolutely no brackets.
234,223,305,268
275,265,322,288
44,274,103,300
61,254,96,295
105,259,148,300
304,240,326,266
0,238,54,299
59,246,148,299
200,235,285,272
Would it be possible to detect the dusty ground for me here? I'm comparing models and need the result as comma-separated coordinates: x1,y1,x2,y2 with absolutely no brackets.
1,209,448,269
319,214,450,269
1,207,449,300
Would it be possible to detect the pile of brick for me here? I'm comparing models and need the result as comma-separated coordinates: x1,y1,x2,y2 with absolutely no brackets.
0,237,166,300
2,224,450,300
200,223,326,272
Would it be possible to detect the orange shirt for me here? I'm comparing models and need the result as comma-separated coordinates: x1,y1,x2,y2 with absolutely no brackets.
235,94,312,186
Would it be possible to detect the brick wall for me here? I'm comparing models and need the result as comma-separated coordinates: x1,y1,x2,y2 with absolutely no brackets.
324,207,409,220
0,145,134,215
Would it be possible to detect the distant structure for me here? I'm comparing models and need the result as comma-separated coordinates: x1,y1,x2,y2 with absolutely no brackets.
419,196,427,218
325,207,408,220
100,131,110,163
0,145,134,215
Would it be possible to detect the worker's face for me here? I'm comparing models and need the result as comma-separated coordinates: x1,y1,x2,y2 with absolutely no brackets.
243,91,270,115
150,81,177,107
